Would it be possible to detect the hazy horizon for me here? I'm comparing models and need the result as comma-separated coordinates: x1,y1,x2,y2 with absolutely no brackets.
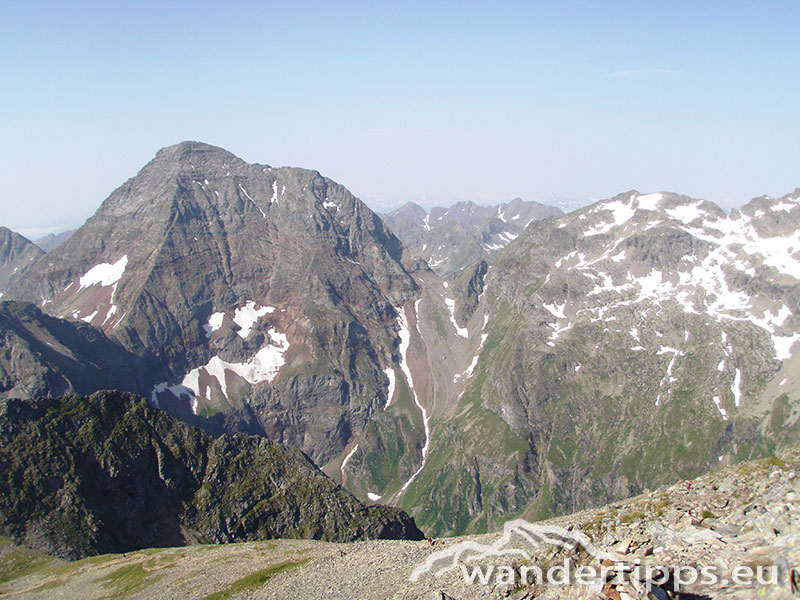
2,1,798,237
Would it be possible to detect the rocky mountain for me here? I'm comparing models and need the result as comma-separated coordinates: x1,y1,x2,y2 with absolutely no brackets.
0,390,423,560
399,189,800,536
0,301,145,400
34,229,76,253
382,198,562,277
2,142,432,495
0,227,43,293
2,141,798,548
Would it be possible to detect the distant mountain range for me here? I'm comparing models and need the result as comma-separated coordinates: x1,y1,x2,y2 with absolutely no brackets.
34,229,75,253
382,198,563,277
1,142,798,547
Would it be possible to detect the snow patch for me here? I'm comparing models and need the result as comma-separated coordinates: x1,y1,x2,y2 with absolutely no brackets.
657,346,683,355
79,255,128,290
81,310,99,323
151,328,290,413
341,444,359,479
203,312,225,338
771,201,796,213
367,493,382,502
498,231,518,244
463,333,488,378
731,369,742,406
543,302,567,319
270,180,278,203
395,305,431,494
773,334,800,361
383,367,396,409
444,298,469,338
233,301,274,339
239,184,265,218
712,396,728,420
636,192,663,211
666,202,705,224
102,304,118,326
584,200,635,236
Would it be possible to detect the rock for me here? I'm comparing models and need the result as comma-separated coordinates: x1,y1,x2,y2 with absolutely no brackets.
614,539,633,555
0,227,44,292
0,391,424,559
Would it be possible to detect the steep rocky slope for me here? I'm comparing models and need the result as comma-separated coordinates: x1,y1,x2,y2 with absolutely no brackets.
0,227,43,293
0,301,145,400
383,199,562,277
0,390,423,560
403,190,800,536
3,142,431,492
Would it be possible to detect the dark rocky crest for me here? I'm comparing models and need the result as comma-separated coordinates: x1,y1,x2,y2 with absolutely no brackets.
0,391,424,559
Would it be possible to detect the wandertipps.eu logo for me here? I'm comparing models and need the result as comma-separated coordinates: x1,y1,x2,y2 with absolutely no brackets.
409,520,612,583
409,519,780,594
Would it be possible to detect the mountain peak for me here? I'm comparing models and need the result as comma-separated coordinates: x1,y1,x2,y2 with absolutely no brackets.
143,141,246,176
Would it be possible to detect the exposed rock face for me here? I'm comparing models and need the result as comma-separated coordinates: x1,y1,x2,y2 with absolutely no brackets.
382,198,562,277
403,189,800,536
0,301,145,400
3,142,426,475
0,390,424,560
0,227,43,292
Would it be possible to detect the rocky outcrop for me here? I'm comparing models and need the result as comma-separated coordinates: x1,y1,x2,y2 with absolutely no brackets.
0,227,43,292
0,391,424,560
453,260,488,326
0,301,145,400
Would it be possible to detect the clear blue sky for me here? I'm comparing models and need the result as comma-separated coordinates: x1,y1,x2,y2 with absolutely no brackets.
1,0,798,237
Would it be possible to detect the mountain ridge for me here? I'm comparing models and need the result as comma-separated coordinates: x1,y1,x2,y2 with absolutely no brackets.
381,197,563,277
402,188,800,535
0,390,424,560
1,141,798,542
